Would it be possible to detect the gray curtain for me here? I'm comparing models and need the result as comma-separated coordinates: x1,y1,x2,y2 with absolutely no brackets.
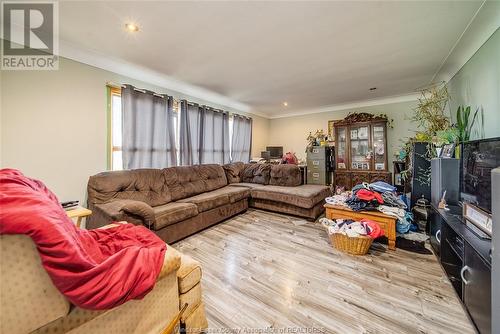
231,114,252,162
179,102,231,165
200,107,230,164
179,100,202,165
121,85,177,169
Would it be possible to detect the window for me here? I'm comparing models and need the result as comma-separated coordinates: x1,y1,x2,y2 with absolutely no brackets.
108,87,123,170
173,100,181,164
107,85,249,168
228,115,234,161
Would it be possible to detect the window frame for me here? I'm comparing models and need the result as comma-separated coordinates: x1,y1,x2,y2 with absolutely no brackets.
107,86,122,170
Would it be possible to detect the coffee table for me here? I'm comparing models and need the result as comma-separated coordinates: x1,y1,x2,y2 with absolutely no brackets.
324,204,397,250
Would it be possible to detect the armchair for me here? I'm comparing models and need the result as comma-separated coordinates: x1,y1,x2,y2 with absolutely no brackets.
0,234,182,334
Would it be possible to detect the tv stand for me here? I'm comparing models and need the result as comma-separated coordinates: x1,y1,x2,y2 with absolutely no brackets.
430,204,491,334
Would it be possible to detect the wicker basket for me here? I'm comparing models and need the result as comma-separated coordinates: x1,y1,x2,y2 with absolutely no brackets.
329,233,373,255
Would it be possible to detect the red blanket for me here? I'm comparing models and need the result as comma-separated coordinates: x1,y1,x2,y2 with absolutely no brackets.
0,169,166,310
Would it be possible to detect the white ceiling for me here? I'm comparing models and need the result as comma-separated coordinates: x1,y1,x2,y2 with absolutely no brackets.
55,1,487,117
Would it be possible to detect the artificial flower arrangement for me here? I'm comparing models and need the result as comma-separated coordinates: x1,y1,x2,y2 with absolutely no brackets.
306,129,327,151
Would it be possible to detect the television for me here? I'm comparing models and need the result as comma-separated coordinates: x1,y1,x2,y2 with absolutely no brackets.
461,137,500,213
266,146,283,159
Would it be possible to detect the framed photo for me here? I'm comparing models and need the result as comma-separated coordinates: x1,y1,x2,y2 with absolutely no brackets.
328,120,339,142
463,202,492,237
352,162,358,169
358,127,368,139
440,143,456,158
338,162,346,169
375,163,385,170
362,163,369,170
350,129,358,140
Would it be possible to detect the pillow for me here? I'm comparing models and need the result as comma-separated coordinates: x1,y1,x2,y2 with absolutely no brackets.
241,164,271,185
269,164,301,187
222,162,245,183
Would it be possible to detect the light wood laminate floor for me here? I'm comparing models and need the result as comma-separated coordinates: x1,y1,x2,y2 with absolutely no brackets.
175,209,475,333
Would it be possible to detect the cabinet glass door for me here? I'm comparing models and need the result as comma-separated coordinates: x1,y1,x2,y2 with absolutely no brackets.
372,123,386,171
349,125,370,170
336,127,347,169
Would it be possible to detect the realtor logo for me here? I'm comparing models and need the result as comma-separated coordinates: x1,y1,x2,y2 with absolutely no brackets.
1,1,59,70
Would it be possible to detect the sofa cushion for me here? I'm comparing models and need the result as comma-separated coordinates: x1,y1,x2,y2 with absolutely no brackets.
228,182,267,189
250,184,331,209
178,190,230,212
250,198,326,220
241,163,271,184
177,254,202,293
163,165,227,201
88,169,170,207
153,202,199,230
208,186,250,203
269,164,301,187
222,162,245,183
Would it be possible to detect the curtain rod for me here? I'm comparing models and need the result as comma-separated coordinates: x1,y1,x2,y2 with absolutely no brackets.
107,81,168,99
106,81,252,119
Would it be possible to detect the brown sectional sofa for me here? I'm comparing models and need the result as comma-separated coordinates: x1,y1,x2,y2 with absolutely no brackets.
87,163,330,243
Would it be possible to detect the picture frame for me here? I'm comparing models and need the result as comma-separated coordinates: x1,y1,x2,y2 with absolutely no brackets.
463,202,492,237
328,120,339,142
440,143,456,158
358,127,368,139
375,163,385,170
395,174,402,186
350,129,358,140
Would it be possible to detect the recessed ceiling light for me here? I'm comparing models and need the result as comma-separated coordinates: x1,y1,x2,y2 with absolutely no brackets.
369,87,377,91
125,23,139,32
283,102,288,107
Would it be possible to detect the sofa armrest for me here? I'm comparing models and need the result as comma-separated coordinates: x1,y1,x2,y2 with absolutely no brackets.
94,199,155,227
158,246,182,280
120,200,155,225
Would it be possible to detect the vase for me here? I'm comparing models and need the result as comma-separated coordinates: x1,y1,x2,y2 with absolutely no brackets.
436,147,442,157
455,145,461,159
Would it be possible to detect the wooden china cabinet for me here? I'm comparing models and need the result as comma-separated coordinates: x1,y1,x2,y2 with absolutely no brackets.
333,113,392,189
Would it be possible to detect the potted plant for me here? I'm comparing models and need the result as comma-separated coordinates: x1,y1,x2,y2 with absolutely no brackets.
433,128,459,157
455,105,480,158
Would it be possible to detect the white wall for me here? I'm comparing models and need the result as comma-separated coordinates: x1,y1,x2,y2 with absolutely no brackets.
1,57,269,204
447,29,500,140
268,100,418,173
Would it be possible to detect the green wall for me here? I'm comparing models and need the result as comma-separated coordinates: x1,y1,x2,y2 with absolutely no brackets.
447,28,500,139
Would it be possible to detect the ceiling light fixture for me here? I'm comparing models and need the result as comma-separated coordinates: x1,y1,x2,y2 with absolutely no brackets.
369,87,377,91
283,102,288,107
125,23,139,32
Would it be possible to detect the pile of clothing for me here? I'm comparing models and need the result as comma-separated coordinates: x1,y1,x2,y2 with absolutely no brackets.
320,217,384,239
325,181,417,234
324,191,351,207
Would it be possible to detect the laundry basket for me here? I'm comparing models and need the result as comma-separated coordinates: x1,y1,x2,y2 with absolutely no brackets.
329,233,373,255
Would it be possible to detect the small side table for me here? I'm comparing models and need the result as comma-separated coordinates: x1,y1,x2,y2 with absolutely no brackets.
66,207,92,228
